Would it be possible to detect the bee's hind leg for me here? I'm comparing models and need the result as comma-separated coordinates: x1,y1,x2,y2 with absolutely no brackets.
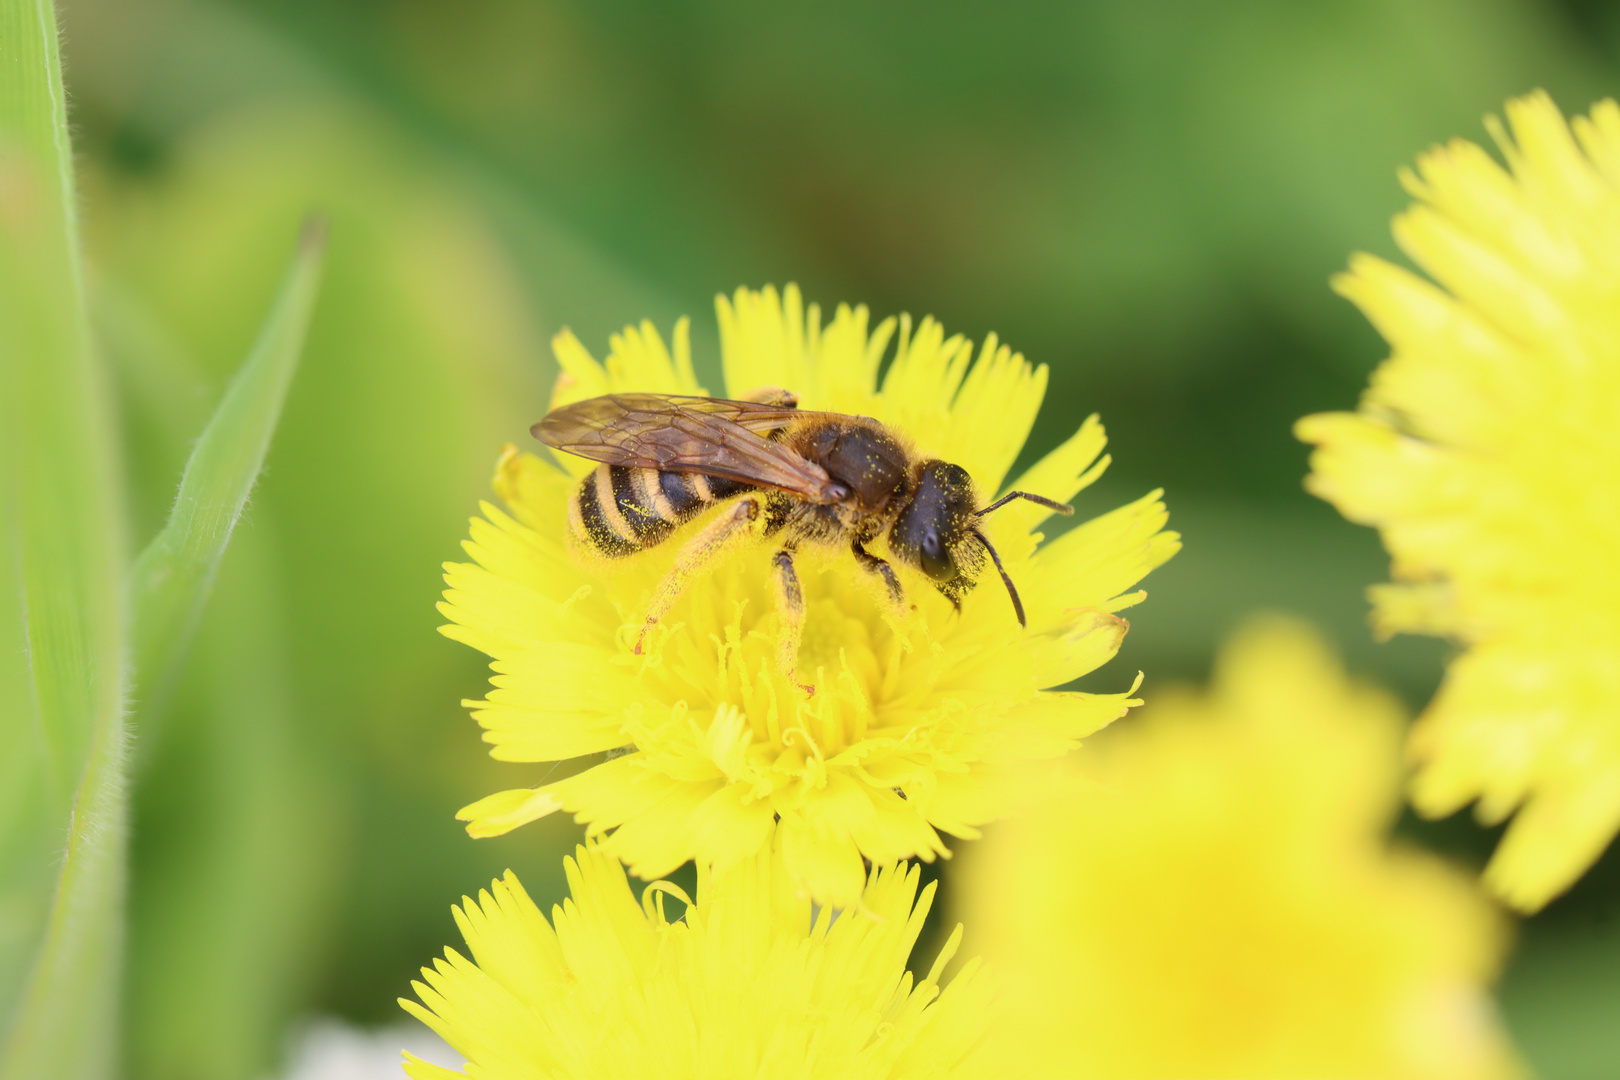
739,385,799,408
851,539,905,611
635,496,762,655
772,546,815,697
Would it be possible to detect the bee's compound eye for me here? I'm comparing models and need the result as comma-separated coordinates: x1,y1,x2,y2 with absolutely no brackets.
919,530,953,581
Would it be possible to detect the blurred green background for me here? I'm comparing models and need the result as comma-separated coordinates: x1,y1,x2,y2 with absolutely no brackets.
55,0,1620,1075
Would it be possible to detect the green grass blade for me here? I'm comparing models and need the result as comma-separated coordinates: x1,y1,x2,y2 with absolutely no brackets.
127,526,342,1080
126,220,327,725
0,0,128,1076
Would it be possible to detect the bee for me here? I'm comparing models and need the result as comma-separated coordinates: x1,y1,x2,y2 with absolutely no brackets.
534,389,1073,690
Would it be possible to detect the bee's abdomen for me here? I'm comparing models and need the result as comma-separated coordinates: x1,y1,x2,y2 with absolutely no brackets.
568,464,750,557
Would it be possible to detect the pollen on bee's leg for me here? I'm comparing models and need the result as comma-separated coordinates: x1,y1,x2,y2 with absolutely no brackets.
632,619,680,663
739,385,799,408
771,547,816,697
637,496,762,655
633,613,667,654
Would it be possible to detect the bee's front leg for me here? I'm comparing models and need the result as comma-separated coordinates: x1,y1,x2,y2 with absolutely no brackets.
771,546,815,697
851,539,905,611
635,495,762,655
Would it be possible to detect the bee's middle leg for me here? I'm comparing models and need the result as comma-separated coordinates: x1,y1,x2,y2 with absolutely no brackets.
851,539,905,610
635,495,762,654
771,545,814,696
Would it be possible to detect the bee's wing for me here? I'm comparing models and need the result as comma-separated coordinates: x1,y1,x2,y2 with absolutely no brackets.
533,394,841,502
674,395,848,431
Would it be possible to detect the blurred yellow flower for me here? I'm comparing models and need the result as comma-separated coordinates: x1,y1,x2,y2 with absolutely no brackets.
1298,91,1620,912
960,618,1520,1080
441,284,1178,906
400,844,999,1079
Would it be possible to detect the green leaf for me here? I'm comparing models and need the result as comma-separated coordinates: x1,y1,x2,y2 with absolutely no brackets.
126,220,327,729
0,0,128,1076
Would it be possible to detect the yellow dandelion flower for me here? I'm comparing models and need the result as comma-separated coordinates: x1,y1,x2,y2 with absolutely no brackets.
440,285,1179,907
1297,91,1620,911
960,617,1520,1080
399,844,1000,1079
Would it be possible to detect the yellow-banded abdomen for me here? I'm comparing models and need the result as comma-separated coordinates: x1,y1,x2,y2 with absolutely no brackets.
568,464,752,557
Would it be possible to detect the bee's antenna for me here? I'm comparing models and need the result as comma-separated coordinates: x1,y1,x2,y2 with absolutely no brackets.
975,491,1075,517
972,529,1025,628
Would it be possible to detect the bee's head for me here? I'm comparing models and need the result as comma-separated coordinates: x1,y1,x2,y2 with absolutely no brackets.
889,461,987,613
889,460,1075,627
